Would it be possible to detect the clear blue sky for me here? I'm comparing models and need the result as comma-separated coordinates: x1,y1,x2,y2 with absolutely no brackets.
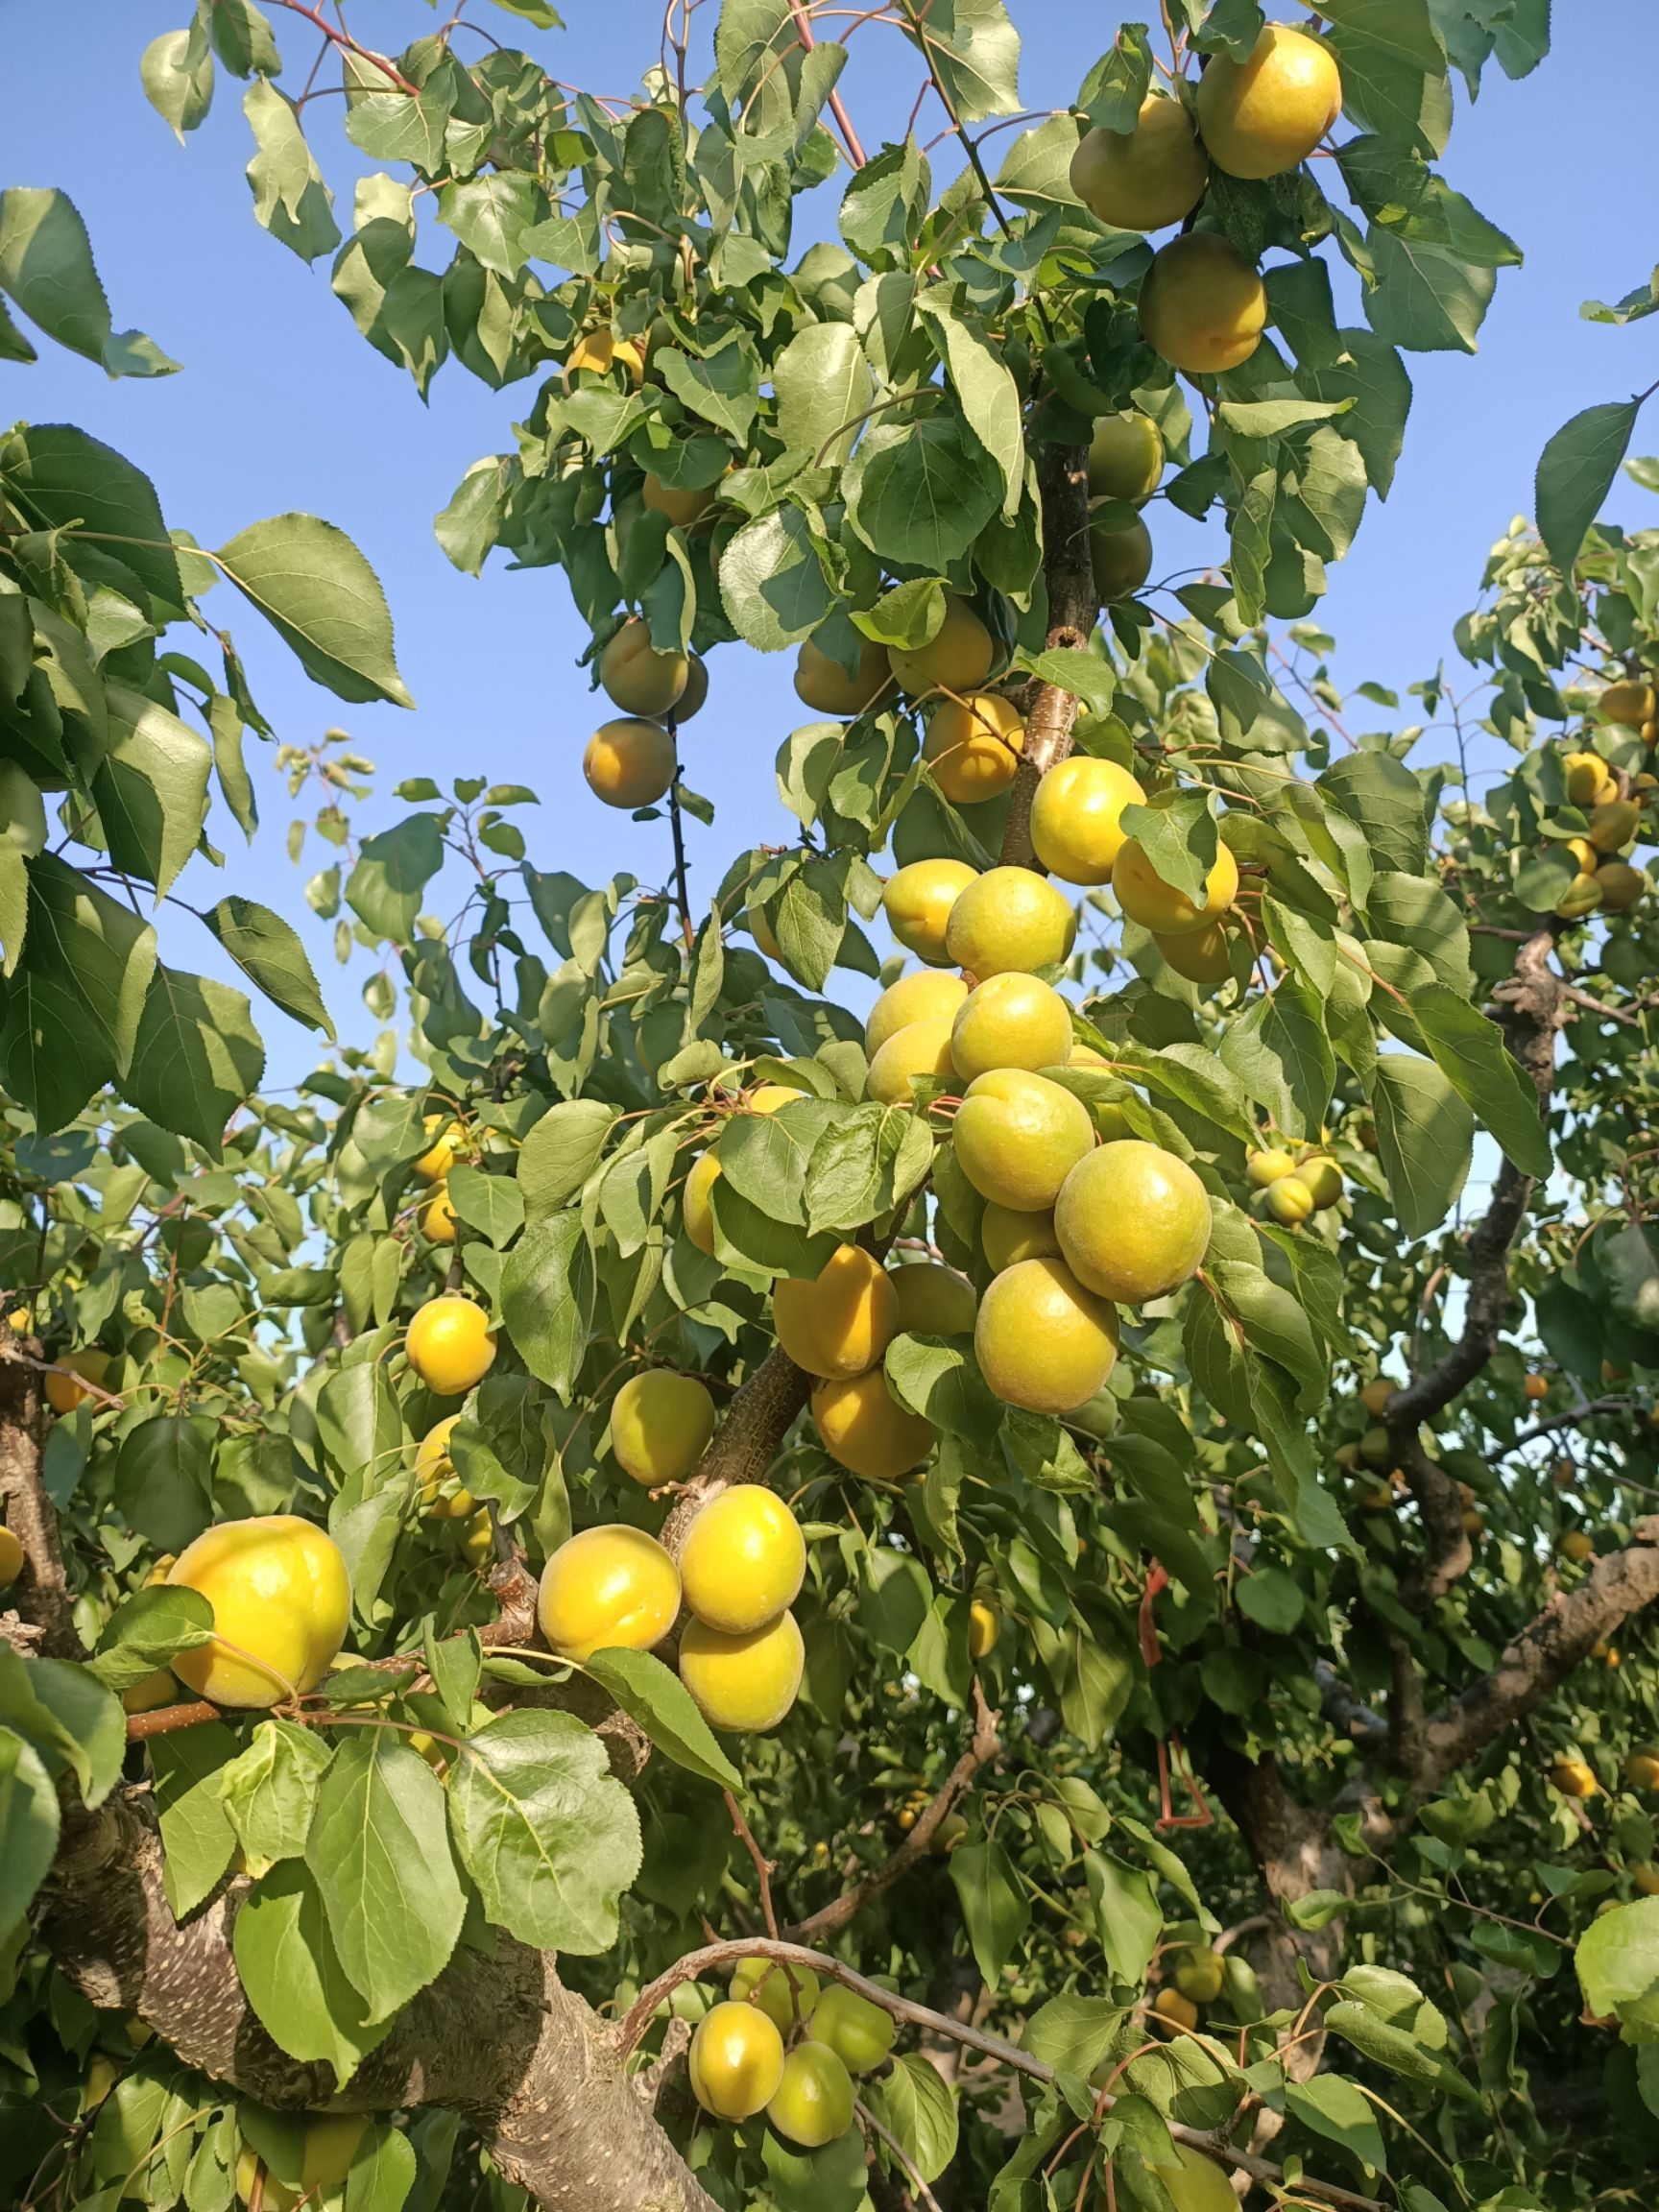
7,2,1657,1090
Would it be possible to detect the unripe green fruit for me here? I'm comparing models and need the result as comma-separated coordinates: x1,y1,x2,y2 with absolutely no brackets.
808,1983,896,2075
766,2040,855,2147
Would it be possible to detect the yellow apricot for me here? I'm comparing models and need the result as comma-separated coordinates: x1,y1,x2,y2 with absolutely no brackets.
1625,1750,1659,1791
1264,1174,1314,1226
794,635,893,716
641,472,717,527
982,1203,1062,1272
679,1609,804,1730
406,1297,496,1396
680,1484,805,1633
1153,1986,1200,2032
1246,1149,1295,1190
611,1371,716,1486
950,972,1074,1084
689,2000,785,2119
1029,756,1146,886
1564,751,1616,807
883,859,978,966
121,1667,180,1715
969,1598,1000,1658
536,1525,681,1662
889,595,995,696
747,906,781,961
1153,2143,1238,2212
1055,1141,1211,1304
1140,233,1267,375
46,1349,110,1415
946,866,1077,977
684,1150,722,1256
583,718,676,809
1601,680,1656,728
566,328,642,384
676,653,709,722
865,971,969,1057
767,2041,854,2146
1069,96,1208,231
889,1262,976,1337
748,1083,804,1115
1114,836,1239,934
731,1955,819,2031
953,1069,1095,1213
812,1370,937,1480
599,615,687,716
1297,1154,1343,1209
0,1525,21,1589
1195,25,1341,180
1560,1530,1596,1563
867,1016,958,1106
1599,861,1647,911
1091,515,1153,602
413,1115,465,1183
773,1244,901,1381
924,694,1024,805
168,1517,350,1707
416,1413,461,1504
808,1984,895,2074
1155,924,1233,987
1087,412,1165,501
1555,873,1603,921
1589,798,1640,854
1359,1378,1394,1417
975,1257,1119,1414
421,1187,458,1244
1547,1756,1599,1799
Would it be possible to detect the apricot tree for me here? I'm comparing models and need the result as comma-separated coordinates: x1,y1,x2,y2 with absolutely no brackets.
6,6,1659,2212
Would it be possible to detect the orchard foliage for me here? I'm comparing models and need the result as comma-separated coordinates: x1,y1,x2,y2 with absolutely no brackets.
7,6,1659,2212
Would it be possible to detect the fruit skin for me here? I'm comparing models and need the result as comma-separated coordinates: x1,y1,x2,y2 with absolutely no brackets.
1359,1378,1394,1417
812,1371,936,1480
1115,836,1239,934
1635,1863,1659,1896
808,1983,896,2075
1195,25,1341,180
969,1598,1000,1659
1030,756,1147,886
1554,872,1603,921
865,970,969,1056
680,1483,805,1633
982,1203,1061,1272
46,1349,110,1415
1155,923,1233,987
679,1609,804,1730
889,1262,977,1338
1565,751,1616,807
795,635,892,716
946,867,1077,977
1589,798,1641,854
1153,1986,1199,2032
566,328,642,384
0,1525,21,1588
1153,2143,1238,2212
1264,1173,1314,1226
889,594,995,696
953,1069,1095,1213
1069,96,1208,231
748,1084,803,1116
950,972,1074,1085
1358,1426,1393,1470
1523,1373,1550,1403
1055,1141,1212,1306
1626,1748,1659,1792
774,1244,901,1381
583,718,676,809
883,859,977,965
975,1256,1119,1414
767,2040,855,2147
536,1526,681,1663
406,1298,497,1396
684,1150,721,1256
1560,1529,1596,1563
611,1371,716,1487
730,1955,819,2030
689,1999,785,2119
1090,514,1154,602
675,653,709,722
924,692,1025,804
1297,1154,1343,1209
413,1116,466,1183
1247,1149,1296,1190
1140,232,1267,375
121,1666,179,1715
1088,412,1164,502
1598,861,1647,911
421,1188,458,1244
1547,1756,1599,1799
641,471,717,528
417,1414,463,1508
1172,1947,1226,2004
599,614,687,716
867,1016,958,1107
1600,679,1656,728
168,1518,351,1707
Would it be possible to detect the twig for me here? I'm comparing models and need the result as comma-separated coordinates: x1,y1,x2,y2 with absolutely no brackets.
724,1790,780,1936
787,0,867,166
266,0,419,92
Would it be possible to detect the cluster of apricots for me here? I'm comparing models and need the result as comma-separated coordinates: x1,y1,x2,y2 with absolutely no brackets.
1552,685,1656,918
407,1288,500,1565
409,1107,473,1249
687,1958,894,2147
584,614,708,811
1245,1140,1346,1229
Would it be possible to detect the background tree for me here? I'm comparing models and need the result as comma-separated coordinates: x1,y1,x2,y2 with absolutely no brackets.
6,6,1659,2211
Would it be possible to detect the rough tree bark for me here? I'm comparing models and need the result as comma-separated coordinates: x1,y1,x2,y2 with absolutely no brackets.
1001,440,1095,872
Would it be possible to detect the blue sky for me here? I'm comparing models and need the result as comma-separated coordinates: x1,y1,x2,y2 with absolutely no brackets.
7,2,1657,1093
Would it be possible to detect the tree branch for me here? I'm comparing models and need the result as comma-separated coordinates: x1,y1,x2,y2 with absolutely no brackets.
1000,441,1097,870
0,1326,80,1658
661,1343,810,1548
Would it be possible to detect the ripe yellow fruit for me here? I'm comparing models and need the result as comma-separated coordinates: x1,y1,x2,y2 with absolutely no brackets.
1055,1142,1211,1305
413,1116,466,1182
1297,1154,1343,1209
950,972,1074,1084
1624,1749,1659,1791
1598,861,1647,911
680,1484,805,1633
421,1187,459,1244
46,1349,110,1415
537,1527,680,1663
599,615,687,716
1195,25,1341,180
1090,514,1154,602
812,1370,936,1480
1140,233,1267,375
767,2040,855,2147
1152,1986,1199,2032
889,594,995,696
683,1150,722,1255
1115,836,1239,934
808,1983,895,2074
406,1298,496,1397
731,1955,819,2030
611,1371,716,1487
1589,798,1641,854
924,693,1025,804
1359,1378,1394,1417
168,1518,351,1707
679,1609,804,1730
747,905,781,961
969,1598,1000,1658
1560,1529,1596,1563
1523,1373,1550,1403
566,328,643,384
121,1666,180,1715
1087,412,1165,502
0,1525,22,1589
1154,924,1234,987
1547,1756,1599,1799
953,1069,1095,1213
889,1262,976,1338
1247,1149,1296,1189
1069,96,1208,231
1555,872,1603,921
774,1244,901,1380
1564,751,1616,807
1029,756,1147,886
1600,680,1656,728
583,717,676,809
867,1016,958,1106
794,634,893,716
416,1413,461,1505
946,866,1077,977
747,1083,804,1115
982,1203,1062,1272
883,859,977,966
641,471,717,528
865,970,969,1056
975,1256,1119,1414
1264,1173,1314,1226
689,2000,785,2119
1153,2144,1238,2212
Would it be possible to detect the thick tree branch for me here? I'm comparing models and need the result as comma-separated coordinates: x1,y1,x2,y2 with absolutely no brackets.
661,1343,809,1547
0,1326,80,1658
1000,442,1096,870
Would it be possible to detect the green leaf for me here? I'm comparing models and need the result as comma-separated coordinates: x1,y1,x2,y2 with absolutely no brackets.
918,291,1024,513
1320,0,1449,156
214,513,413,709
517,1100,616,1218
347,814,444,943
1285,2076,1387,2176
243,80,340,263
1317,751,1429,875
885,1332,1001,1438
114,1412,215,1552
1119,792,1216,905
152,1721,240,1918
204,896,334,1038
220,1719,333,1871
1363,227,1495,354
22,1659,125,1810
0,187,180,376
1576,1896,1659,2038
0,855,156,1125
844,416,1002,574
141,26,217,140
899,0,1022,122
1083,1852,1162,1982
718,505,832,652
1536,399,1642,576
804,1105,934,1235
772,323,874,465
447,1708,641,1952
444,1163,524,1248
864,2054,959,2184
581,1647,742,1791
1371,1052,1474,1238
126,966,265,1158
3,424,183,613
87,1585,214,1693
305,1731,466,2022
950,1837,1030,1985
95,686,211,900
1209,1260,1326,1409
1408,984,1550,1176
207,0,282,76
437,173,542,278
234,1857,394,2085
1235,1567,1304,1634
0,1727,59,1938
1077,26,1154,131
500,1212,593,1400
